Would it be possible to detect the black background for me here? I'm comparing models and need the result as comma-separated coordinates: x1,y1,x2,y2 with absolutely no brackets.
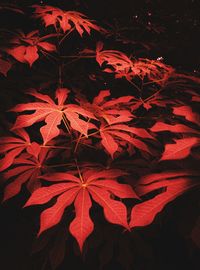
0,1,200,270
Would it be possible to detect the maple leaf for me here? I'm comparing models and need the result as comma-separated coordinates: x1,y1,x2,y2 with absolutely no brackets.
0,129,34,172
10,88,96,145
5,31,56,66
135,170,199,196
160,137,200,161
75,90,154,157
116,58,174,85
33,5,102,36
2,145,50,201
24,168,137,251
150,122,200,135
129,169,200,234
173,106,200,126
99,124,153,158
96,42,133,73
76,89,134,125
95,43,174,85
130,178,197,228
130,93,176,111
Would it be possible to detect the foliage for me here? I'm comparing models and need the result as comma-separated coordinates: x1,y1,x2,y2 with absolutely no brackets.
0,2,199,270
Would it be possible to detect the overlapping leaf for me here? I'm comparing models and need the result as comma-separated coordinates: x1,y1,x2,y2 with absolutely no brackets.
77,89,134,125
0,129,31,172
95,43,174,85
75,90,154,157
116,58,174,85
135,170,199,196
130,93,176,111
96,42,134,73
33,5,102,36
5,31,56,66
10,88,96,145
99,124,153,158
3,146,50,201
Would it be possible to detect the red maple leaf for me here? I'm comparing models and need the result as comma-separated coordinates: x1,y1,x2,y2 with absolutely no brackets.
0,129,34,172
75,90,154,157
3,145,50,201
135,170,199,196
99,124,153,158
10,88,96,145
160,137,200,161
130,178,197,228
76,89,134,125
150,122,200,135
33,5,102,36
173,106,200,126
5,30,56,66
116,58,174,85
24,168,137,251
96,42,133,73
130,92,177,111
95,43,174,85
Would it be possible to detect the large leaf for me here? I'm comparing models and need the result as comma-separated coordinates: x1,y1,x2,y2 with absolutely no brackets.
11,88,96,144
24,167,136,251
33,5,102,35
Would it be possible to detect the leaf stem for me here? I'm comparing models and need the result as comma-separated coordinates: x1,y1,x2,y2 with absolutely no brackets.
74,118,91,153
127,79,142,93
48,163,72,168
143,88,163,102
41,145,70,149
58,27,75,45
61,55,96,59
62,114,71,133
74,159,84,183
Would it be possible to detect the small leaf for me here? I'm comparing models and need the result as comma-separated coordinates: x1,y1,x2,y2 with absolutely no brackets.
160,137,199,161
173,106,200,126
130,179,196,228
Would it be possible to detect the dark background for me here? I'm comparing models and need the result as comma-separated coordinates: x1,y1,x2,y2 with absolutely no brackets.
0,1,200,270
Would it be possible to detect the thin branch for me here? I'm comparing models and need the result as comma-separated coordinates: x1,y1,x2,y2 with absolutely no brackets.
58,27,75,45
